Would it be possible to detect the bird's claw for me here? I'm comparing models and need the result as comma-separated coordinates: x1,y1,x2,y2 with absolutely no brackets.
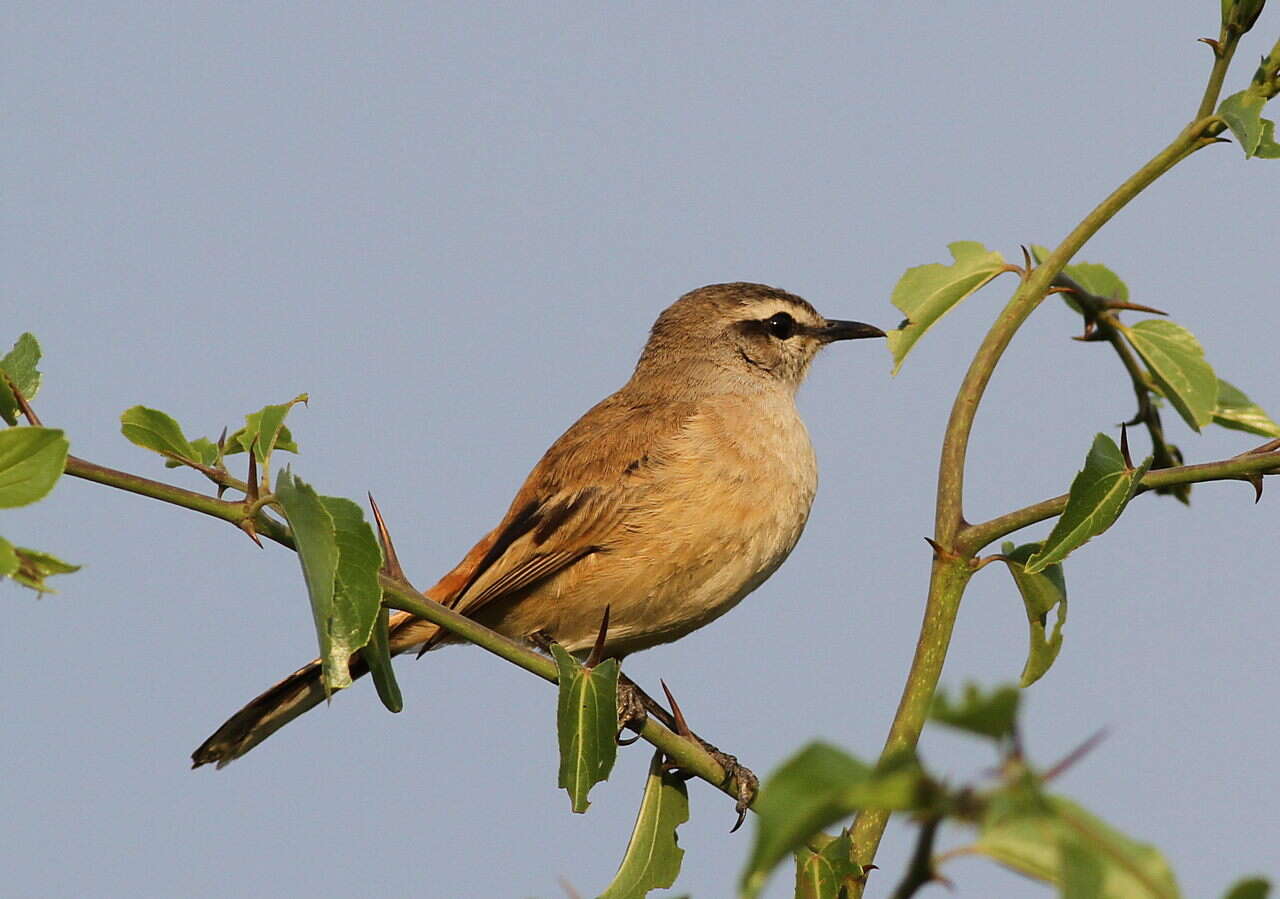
616,680,648,745
701,743,758,832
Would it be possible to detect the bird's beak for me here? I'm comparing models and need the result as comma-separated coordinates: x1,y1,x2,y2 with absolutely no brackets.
817,320,887,342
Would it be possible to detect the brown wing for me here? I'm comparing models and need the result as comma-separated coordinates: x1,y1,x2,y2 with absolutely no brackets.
400,392,699,652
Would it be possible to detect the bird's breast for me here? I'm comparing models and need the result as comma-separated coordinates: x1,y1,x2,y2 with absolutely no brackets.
591,392,819,653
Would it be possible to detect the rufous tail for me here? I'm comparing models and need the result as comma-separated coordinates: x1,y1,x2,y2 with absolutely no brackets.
191,612,441,768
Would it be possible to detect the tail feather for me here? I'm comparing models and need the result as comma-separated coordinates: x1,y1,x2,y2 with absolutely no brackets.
191,611,443,769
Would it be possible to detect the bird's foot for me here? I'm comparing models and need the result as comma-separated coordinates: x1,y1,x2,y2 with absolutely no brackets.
615,680,648,746
693,740,758,832
655,679,757,832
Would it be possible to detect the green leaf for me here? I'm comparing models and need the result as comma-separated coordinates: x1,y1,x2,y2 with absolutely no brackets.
741,745,926,897
886,241,1008,373
0,376,17,426
1,540,81,594
364,607,404,713
971,793,1181,898
1211,379,1280,438
598,750,690,899
164,436,221,469
793,832,862,899
275,470,341,687
0,537,18,577
0,427,69,508
228,395,307,461
1062,836,1106,899
930,683,1020,741
6,545,80,593
1122,320,1219,431
274,471,382,693
321,493,384,687
0,333,43,401
120,406,199,464
1218,90,1280,159
552,644,619,813
1001,542,1068,687
1255,118,1280,159
1025,434,1152,574
1223,877,1271,899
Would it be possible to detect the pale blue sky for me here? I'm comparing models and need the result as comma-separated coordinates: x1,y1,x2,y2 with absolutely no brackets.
5,3,1276,897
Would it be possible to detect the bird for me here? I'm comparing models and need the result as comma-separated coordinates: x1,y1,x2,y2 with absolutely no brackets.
192,282,884,768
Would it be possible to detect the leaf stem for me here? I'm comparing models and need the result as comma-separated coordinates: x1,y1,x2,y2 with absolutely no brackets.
934,116,1216,549
850,116,1222,891
958,449,1280,554
848,558,971,868
64,455,293,545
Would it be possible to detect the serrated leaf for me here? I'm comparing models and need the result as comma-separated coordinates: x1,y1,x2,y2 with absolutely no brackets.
274,471,380,693
793,832,862,899
365,607,403,713
552,644,619,813
599,750,690,899
1223,877,1271,899
0,333,42,401
1001,542,1068,687
228,395,307,461
1025,435,1152,574
1122,320,1219,431
971,793,1181,898
931,683,1020,741
120,406,199,464
1211,379,1280,437
1219,90,1279,159
886,241,1008,373
8,545,80,593
741,745,926,898
0,427,69,508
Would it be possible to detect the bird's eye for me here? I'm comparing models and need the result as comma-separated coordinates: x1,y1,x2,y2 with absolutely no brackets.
765,312,796,340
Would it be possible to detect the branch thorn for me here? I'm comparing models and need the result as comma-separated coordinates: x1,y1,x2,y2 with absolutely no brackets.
1042,727,1108,783
659,679,693,739
1102,300,1168,316
368,493,407,581
584,605,611,669
1198,36,1223,56
1248,474,1264,503
923,537,962,562
238,517,263,548
1120,423,1134,469
245,440,260,502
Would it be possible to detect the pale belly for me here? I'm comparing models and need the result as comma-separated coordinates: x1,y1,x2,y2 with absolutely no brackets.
492,396,820,656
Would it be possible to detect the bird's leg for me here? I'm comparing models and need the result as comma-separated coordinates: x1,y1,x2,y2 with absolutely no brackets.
617,674,758,831
615,679,649,746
